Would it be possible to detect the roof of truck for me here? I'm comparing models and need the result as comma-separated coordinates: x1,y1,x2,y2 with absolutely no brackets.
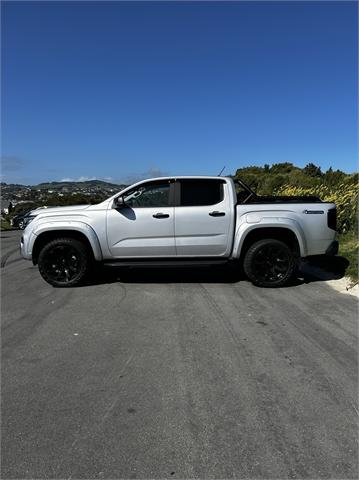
133,176,231,182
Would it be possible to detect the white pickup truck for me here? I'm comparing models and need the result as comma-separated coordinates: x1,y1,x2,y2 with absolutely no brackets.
20,176,338,288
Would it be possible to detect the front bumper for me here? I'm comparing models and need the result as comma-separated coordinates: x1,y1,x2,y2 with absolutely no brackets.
20,232,34,260
325,240,339,256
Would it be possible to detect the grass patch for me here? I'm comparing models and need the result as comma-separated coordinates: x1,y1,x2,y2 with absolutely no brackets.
338,232,358,284
0,219,12,231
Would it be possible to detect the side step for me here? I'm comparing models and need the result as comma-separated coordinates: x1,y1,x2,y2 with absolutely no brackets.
102,258,230,268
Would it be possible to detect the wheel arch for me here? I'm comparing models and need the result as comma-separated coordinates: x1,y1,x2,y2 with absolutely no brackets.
235,225,305,261
32,225,102,265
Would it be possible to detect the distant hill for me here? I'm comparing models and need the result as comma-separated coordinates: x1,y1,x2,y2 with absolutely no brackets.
35,179,125,191
0,179,127,200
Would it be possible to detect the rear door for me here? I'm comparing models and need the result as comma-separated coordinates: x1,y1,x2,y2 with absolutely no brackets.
107,180,175,257
174,179,232,257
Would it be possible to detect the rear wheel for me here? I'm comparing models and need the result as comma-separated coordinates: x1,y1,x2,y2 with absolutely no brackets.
38,237,91,287
243,238,295,287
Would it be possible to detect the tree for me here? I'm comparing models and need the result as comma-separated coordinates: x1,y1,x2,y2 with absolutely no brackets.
324,166,345,186
270,162,295,174
304,163,323,177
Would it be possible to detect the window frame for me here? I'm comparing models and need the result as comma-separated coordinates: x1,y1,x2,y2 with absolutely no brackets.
175,179,225,207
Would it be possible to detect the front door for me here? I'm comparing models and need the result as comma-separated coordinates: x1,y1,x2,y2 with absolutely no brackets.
106,180,175,257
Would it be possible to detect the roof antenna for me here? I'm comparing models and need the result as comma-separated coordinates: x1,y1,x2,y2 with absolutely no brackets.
218,166,226,176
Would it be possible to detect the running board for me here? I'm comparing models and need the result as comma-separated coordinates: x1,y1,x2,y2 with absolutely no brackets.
102,258,230,268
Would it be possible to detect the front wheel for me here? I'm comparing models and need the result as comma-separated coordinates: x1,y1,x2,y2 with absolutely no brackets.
38,238,91,287
243,239,296,287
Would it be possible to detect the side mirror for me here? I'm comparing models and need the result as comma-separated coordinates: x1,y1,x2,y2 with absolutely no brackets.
114,196,126,208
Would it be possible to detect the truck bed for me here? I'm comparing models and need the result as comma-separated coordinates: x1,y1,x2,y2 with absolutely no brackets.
245,195,322,204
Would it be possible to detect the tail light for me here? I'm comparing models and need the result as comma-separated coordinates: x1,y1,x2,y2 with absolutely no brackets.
327,208,337,231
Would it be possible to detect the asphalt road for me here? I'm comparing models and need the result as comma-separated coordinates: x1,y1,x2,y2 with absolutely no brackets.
1,230,358,479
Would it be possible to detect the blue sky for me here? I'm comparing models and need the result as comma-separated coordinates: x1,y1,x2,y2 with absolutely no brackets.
1,1,358,185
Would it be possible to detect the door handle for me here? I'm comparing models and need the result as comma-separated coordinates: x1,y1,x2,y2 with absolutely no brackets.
209,211,226,217
153,213,170,219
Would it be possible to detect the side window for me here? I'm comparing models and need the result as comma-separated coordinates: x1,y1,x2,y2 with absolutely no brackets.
123,182,170,208
179,180,224,207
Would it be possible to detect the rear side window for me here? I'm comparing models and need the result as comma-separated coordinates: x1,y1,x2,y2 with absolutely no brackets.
179,180,224,206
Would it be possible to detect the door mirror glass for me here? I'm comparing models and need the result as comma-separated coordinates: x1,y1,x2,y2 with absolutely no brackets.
114,196,126,208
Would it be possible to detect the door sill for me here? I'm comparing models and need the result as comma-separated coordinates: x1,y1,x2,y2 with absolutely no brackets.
102,257,230,268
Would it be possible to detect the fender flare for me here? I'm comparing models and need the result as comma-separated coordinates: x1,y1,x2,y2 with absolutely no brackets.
232,217,307,258
31,221,103,261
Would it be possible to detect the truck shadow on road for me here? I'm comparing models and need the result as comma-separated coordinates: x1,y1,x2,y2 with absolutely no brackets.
86,255,350,288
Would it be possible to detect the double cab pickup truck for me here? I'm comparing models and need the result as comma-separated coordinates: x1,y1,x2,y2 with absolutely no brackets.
20,176,338,288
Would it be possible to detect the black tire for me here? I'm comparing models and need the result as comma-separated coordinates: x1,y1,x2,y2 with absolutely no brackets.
243,238,295,288
18,220,24,230
38,237,91,287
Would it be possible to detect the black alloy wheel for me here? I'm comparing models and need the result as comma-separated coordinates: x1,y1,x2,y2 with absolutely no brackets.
38,238,90,287
243,238,295,287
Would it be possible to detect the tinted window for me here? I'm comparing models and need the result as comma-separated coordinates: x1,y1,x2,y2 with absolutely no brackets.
180,180,223,206
123,182,170,208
